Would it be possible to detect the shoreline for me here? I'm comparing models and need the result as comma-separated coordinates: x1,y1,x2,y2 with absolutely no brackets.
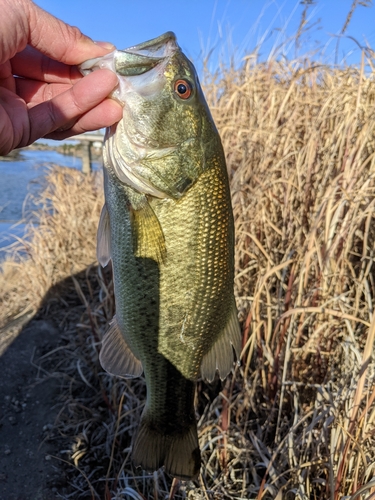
0,140,103,163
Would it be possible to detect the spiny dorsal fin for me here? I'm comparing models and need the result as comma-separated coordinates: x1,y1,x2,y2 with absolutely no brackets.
97,204,111,267
200,300,242,382
131,201,166,265
99,316,143,379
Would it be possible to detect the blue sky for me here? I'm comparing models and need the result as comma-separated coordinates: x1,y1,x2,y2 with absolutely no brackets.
35,0,375,74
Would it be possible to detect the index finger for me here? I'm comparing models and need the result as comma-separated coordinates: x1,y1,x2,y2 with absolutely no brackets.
11,45,81,84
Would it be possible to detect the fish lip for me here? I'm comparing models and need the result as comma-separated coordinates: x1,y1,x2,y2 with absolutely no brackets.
125,31,178,56
114,32,179,77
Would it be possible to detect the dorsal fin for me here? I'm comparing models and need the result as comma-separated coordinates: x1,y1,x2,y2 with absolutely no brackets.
200,300,241,382
99,316,143,379
97,204,111,267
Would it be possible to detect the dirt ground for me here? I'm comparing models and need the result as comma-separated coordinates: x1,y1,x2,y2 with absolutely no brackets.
0,317,69,500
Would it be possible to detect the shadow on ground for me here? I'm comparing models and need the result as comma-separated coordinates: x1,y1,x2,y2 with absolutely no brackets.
0,266,102,500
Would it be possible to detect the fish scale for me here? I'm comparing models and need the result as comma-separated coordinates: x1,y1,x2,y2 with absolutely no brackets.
151,159,233,379
80,31,241,480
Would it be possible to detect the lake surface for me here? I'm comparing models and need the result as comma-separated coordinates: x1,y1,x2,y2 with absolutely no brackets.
0,149,102,259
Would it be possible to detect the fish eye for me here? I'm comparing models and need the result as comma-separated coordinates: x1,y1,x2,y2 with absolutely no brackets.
174,79,192,100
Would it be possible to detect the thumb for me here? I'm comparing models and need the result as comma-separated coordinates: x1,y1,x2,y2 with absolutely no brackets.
26,0,115,64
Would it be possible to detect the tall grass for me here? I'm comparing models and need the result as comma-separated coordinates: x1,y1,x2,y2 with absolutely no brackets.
0,168,102,350
206,55,375,499
2,42,375,500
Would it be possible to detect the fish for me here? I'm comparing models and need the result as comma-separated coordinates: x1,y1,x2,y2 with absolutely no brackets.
80,32,241,480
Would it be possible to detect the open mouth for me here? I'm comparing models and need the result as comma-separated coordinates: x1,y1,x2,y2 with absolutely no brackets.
80,32,179,78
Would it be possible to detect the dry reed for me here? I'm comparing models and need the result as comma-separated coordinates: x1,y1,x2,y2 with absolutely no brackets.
206,55,375,499
2,50,375,500
0,167,102,345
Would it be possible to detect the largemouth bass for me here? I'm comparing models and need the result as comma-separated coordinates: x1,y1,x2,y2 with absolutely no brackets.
80,32,241,480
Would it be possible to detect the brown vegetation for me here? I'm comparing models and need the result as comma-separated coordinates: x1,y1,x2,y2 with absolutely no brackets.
2,46,375,500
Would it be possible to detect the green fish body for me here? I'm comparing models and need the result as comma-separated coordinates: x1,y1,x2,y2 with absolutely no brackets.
80,32,241,480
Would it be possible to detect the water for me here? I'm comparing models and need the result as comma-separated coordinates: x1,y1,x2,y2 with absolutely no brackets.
0,148,102,259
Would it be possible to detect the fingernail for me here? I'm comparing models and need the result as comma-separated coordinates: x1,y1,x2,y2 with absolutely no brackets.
95,41,116,50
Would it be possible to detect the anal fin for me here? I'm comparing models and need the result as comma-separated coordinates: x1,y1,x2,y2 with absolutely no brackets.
97,204,111,267
200,299,242,382
100,316,143,379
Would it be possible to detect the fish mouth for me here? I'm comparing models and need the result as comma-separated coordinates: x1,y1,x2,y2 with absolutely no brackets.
116,32,178,76
80,32,178,77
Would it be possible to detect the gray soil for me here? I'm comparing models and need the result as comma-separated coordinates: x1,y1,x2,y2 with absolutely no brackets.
0,318,66,500
0,266,111,500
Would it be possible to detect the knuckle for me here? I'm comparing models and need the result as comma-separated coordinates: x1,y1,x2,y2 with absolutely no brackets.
59,25,85,60
44,99,60,128
68,24,84,42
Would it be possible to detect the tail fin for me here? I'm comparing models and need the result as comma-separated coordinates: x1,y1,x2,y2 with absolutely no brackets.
132,412,201,480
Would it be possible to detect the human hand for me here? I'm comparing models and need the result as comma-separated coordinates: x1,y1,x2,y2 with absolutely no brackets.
0,0,123,156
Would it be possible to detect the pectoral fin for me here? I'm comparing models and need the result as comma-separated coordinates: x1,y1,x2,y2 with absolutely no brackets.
97,204,111,267
200,300,242,382
100,316,143,378
131,201,166,265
